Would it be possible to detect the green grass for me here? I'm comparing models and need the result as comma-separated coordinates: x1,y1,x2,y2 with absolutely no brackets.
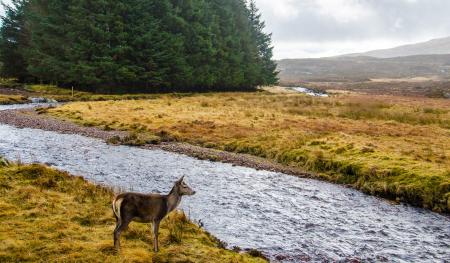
47,92,450,213
0,159,266,262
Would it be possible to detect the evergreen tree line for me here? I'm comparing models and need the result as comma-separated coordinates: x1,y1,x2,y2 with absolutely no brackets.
0,0,278,93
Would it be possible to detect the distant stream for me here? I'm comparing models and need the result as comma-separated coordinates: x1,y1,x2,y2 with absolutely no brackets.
290,87,329,97
0,104,449,262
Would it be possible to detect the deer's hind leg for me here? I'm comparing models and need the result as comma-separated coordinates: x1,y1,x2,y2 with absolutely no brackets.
152,220,161,252
114,216,132,252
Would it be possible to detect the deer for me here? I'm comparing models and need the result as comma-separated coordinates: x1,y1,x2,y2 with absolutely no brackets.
112,176,196,252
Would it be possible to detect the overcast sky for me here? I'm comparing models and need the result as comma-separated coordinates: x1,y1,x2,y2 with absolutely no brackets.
256,0,450,59
2,0,450,59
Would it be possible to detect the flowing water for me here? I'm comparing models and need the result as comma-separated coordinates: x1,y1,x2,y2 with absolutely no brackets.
0,105,449,262
0,102,56,111
290,87,329,97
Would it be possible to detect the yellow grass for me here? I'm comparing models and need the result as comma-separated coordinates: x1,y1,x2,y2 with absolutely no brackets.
26,85,167,102
0,160,266,262
0,94,28,105
47,92,450,212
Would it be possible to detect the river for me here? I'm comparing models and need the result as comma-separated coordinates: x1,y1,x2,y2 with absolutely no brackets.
0,105,449,262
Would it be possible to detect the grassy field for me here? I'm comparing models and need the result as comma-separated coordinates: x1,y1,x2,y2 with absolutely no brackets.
46,91,450,213
0,159,266,262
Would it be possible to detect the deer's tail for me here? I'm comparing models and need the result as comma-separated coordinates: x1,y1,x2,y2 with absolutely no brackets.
112,196,124,221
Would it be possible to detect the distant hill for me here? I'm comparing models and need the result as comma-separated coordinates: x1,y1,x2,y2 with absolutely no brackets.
277,36,450,84
277,54,450,83
343,36,450,58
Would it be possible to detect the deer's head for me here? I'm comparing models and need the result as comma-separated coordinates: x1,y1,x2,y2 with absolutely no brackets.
175,176,196,196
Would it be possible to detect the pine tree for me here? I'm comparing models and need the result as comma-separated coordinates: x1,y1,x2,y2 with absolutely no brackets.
248,0,278,86
25,0,74,85
0,0,30,81
63,0,132,91
170,0,216,90
0,0,278,92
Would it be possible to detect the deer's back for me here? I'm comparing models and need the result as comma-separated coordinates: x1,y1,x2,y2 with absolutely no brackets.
116,192,168,223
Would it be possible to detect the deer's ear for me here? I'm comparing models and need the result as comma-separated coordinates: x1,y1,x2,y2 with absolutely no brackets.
177,176,185,183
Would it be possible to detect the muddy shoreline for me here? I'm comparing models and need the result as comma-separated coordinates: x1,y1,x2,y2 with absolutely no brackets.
0,108,314,179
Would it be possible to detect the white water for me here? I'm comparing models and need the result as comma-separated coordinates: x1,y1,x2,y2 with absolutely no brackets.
291,87,329,97
0,102,55,111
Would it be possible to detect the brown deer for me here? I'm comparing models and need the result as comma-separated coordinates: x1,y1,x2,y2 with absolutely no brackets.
112,176,195,252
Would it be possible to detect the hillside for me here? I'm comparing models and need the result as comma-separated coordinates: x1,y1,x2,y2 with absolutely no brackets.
344,36,450,58
277,54,450,83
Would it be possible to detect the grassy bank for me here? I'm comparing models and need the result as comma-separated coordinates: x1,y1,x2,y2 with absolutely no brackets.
25,85,168,102
0,79,29,104
0,82,173,103
0,159,266,262
46,92,450,213
0,94,28,105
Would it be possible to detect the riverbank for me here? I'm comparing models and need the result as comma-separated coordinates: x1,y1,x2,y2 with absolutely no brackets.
42,92,449,213
0,83,175,105
1,122,449,261
0,158,266,262
0,92,449,213
0,94,28,105
0,108,128,140
0,108,311,177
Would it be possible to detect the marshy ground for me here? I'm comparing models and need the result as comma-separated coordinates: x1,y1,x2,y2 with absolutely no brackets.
0,160,266,262
44,91,450,213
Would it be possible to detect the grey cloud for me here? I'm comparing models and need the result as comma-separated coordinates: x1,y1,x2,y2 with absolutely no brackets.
256,0,450,58
258,0,450,42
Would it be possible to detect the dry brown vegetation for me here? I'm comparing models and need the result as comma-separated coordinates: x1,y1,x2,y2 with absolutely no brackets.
0,82,170,104
304,80,450,98
47,92,450,213
26,85,165,102
0,160,266,262
0,94,28,105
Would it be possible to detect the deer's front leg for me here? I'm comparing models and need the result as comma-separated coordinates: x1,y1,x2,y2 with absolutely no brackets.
153,220,160,252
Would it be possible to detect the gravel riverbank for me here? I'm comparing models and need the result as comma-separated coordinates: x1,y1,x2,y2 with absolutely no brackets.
0,107,313,178
0,108,127,140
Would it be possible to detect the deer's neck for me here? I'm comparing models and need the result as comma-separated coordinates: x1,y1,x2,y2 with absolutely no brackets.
167,190,182,213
